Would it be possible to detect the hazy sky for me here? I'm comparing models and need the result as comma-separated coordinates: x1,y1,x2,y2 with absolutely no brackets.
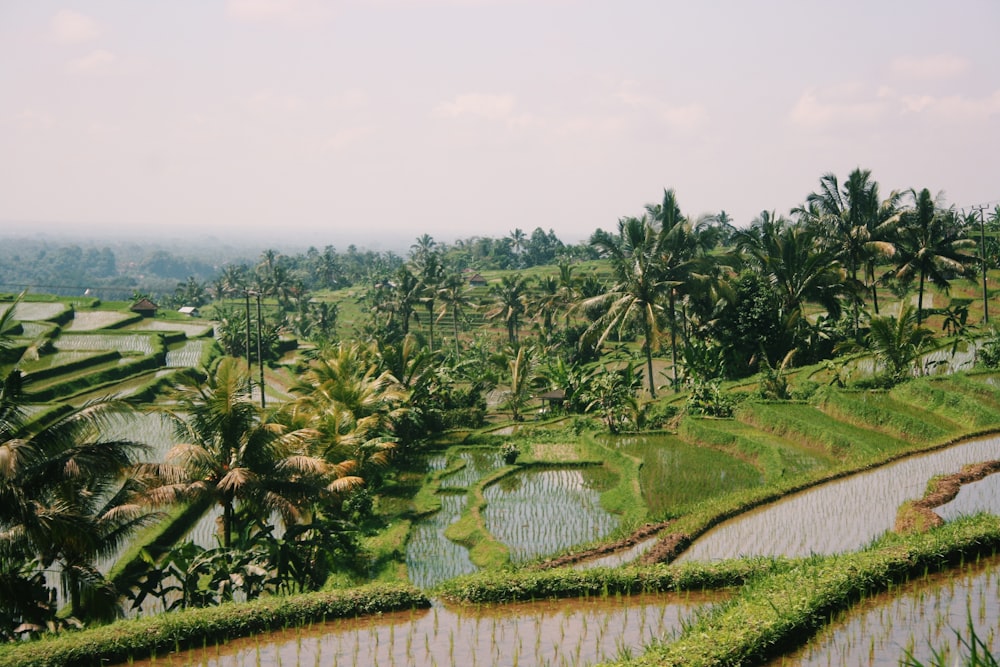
2,1,998,250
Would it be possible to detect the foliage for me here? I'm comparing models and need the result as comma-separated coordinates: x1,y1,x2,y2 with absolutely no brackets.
0,583,428,667
866,304,935,383
500,442,520,464
435,557,785,604
610,515,1000,667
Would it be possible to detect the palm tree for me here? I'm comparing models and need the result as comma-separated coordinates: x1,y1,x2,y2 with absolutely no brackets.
646,189,699,390
586,216,667,398
504,344,537,422
0,386,154,621
486,274,532,346
156,358,326,549
867,304,934,381
287,343,407,481
894,188,978,325
799,169,901,321
414,250,445,351
437,273,473,356
734,212,847,323
532,275,562,343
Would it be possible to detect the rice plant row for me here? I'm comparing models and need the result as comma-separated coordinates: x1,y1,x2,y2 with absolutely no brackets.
482,468,620,564
766,553,1000,666
55,332,157,355
677,434,1000,563
406,494,478,591
124,591,711,667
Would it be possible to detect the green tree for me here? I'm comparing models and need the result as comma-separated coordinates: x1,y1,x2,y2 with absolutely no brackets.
156,358,326,549
893,188,978,325
867,304,934,382
486,274,532,346
437,273,474,356
587,216,667,398
0,382,154,622
799,169,901,321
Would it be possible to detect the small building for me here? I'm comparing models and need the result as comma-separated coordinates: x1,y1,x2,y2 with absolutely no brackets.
468,273,487,287
537,389,567,411
178,306,200,317
130,298,158,318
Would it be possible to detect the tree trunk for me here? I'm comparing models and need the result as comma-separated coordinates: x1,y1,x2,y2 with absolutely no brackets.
669,291,679,392
917,271,925,325
643,318,657,399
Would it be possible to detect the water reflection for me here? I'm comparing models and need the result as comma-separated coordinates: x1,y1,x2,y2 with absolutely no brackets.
678,435,1000,562
124,591,721,667
764,554,1000,666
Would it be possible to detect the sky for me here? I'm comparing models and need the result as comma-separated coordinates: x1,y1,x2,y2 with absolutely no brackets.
1,1,999,251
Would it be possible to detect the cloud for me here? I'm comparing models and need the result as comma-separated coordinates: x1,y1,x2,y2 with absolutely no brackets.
326,125,375,150
614,80,707,131
325,90,370,110
49,10,101,44
789,86,887,128
891,54,970,80
434,93,517,121
226,0,334,25
67,49,116,74
249,90,305,113
900,90,1000,120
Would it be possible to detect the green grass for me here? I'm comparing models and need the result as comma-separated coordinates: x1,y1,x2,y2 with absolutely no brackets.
738,401,912,461
678,417,833,483
815,387,960,443
606,432,764,518
606,515,1000,667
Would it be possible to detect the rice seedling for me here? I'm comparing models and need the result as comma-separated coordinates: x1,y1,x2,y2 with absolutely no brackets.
56,332,157,355
763,554,1000,666
405,494,477,590
165,339,206,367
120,591,714,667
678,434,1000,562
439,450,504,490
66,310,136,330
129,319,214,337
482,467,620,563
0,300,68,321
937,473,1000,522
606,433,764,517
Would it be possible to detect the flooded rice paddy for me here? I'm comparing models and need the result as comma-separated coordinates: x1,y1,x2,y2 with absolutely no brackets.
440,450,504,489
482,467,620,564
678,434,1000,562
406,493,477,591
765,553,1000,666
124,591,721,667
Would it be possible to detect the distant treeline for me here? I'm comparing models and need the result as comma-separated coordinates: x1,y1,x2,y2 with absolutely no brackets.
0,228,598,303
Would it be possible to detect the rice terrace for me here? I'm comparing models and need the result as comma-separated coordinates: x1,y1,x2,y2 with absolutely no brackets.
5,178,1000,667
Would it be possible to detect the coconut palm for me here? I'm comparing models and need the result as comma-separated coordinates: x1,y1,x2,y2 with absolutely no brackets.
155,358,328,549
486,274,532,346
531,275,562,343
288,343,407,481
867,304,934,381
646,189,700,390
734,211,847,323
437,273,473,355
586,215,667,398
894,188,978,325
799,169,901,320
0,384,154,622
414,249,445,351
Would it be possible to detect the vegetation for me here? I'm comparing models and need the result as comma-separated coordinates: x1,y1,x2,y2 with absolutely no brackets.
0,169,998,665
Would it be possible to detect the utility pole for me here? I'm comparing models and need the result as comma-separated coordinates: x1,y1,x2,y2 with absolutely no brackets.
244,290,254,397
980,206,990,324
255,291,266,409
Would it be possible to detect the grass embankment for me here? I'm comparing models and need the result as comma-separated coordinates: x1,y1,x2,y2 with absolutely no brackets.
600,515,1000,667
0,583,429,667
437,428,646,570
435,556,785,604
